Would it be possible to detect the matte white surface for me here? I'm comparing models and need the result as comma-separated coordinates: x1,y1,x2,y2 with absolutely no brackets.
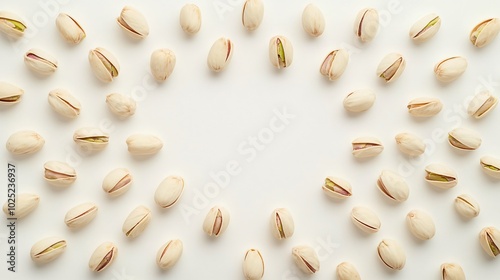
1,0,500,279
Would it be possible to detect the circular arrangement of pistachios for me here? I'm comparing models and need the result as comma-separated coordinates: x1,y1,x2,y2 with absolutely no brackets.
1,1,500,279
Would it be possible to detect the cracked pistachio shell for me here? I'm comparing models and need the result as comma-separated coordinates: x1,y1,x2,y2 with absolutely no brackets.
30,237,67,264
56,13,85,44
64,202,98,229
24,48,58,75
351,206,381,233
0,11,26,38
377,53,406,83
467,90,498,119
105,93,136,118
395,132,426,156
343,89,375,113
269,35,293,69
434,56,467,83
448,127,481,151
2,193,39,219
102,168,132,197
0,81,24,105
354,8,379,42
470,18,500,48
88,47,120,83
336,262,361,280
377,170,409,202
302,4,325,37
409,13,441,43
454,194,480,219
43,161,77,187
242,0,264,31
122,205,151,238
207,37,233,72
425,163,457,189
179,4,201,35
377,239,405,270
480,156,500,179
126,134,163,155
270,208,294,239
407,97,443,117
292,245,320,274
150,49,176,82
154,175,184,208
352,136,383,158
441,263,466,280
6,130,44,155
156,239,183,270
73,127,109,151
48,88,81,118
89,242,117,272
117,6,149,39
406,209,435,240
320,49,349,81
322,176,352,199
479,227,500,257
243,249,264,280
203,206,230,237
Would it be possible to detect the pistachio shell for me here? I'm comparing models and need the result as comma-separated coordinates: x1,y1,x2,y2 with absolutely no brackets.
207,37,233,72
43,161,77,187
377,170,409,202
0,11,27,38
73,127,109,151
441,263,466,280
377,239,406,270
24,48,58,75
351,206,381,233
454,194,480,219
116,6,149,39
89,242,117,272
6,130,45,155
336,262,361,280
376,53,406,83
242,0,264,31
203,206,230,237
302,4,325,37
425,163,457,189
269,35,293,69
480,155,500,179
352,136,383,158
322,176,352,199
343,89,376,113
154,175,184,208
64,202,98,229
0,81,24,105
407,97,443,117
56,13,85,44
150,49,176,81
434,56,467,83
406,209,435,240
409,13,441,43
320,49,349,81
470,18,500,48
30,237,67,264
291,245,320,274
242,249,264,280
2,193,40,219
126,134,163,155
395,132,426,156
179,4,201,35
156,239,183,270
467,90,498,119
102,168,133,197
354,8,379,42
105,93,136,118
448,127,481,151
122,205,151,238
48,88,81,118
88,47,120,83
479,226,500,257
270,208,294,239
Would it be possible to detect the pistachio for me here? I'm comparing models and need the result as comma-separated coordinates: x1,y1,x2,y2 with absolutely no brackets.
30,237,67,264
448,127,481,151
89,242,117,272
48,88,81,118
64,202,98,229
0,11,27,38
242,249,265,280
377,53,406,83
352,136,383,158
55,13,85,44
377,239,405,270
354,8,379,42
207,37,233,72
154,175,184,208
434,56,467,83
24,48,58,76
479,226,500,257
351,206,381,233
320,49,349,81
105,93,136,118
270,208,294,239
242,0,264,31
73,127,109,152
6,130,44,155
302,4,325,37
156,239,183,270
203,206,230,237
126,133,163,155
292,245,320,274
43,161,77,187
480,155,500,179
336,262,361,280
407,97,443,117
470,18,500,48
117,6,149,39
269,35,293,69
467,90,498,119
102,168,133,197
180,4,201,35
377,170,409,202
322,176,352,199
343,89,376,113
0,81,24,105
441,263,466,280
406,209,435,240
425,163,457,189
88,47,120,83
454,194,480,219
150,49,176,82
409,14,441,43
2,193,40,219
122,205,151,238
395,132,426,156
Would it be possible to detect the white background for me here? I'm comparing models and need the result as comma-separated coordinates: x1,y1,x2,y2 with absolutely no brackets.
1,0,500,279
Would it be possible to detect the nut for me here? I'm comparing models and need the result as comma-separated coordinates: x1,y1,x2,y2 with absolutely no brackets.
102,168,133,197
30,237,67,264
117,6,149,39
242,249,264,280
352,136,383,158
6,130,44,155
320,49,349,81
24,48,58,76
376,53,406,83
203,206,230,237
407,97,443,117
377,170,409,202
343,89,376,113
406,209,436,240
377,239,406,270
441,263,466,280
434,56,467,83
73,127,109,152
43,161,77,187
0,81,24,105
302,3,325,37
467,90,498,119
0,11,27,38
269,35,293,69
105,93,136,118
2,192,40,219
150,49,176,82
122,205,152,238
156,239,183,270
322,176,352,199
395,132,426,156
336,262,361,280
409,13,441,43
454,194,480,219
470,18,500,48
88,47,120,83
448,127,482,151
354,8,379,42
479,226,500,257
351,206,381,233
179,4,201,35
270,208,294,239
242,0,264,31
207,37,233,72
154,175,184,208
425,163,457,189
480,155,500,179
126,134,163,155
292,245,320,274
64,202,98,229
48,88,81,118
55,13,85,44
89,242,117,272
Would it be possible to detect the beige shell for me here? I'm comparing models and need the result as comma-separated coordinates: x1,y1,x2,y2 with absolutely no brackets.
434,56,467,83
0,11,27,38
126,134,163,155
0,81,24,105
395,132,426,156
425,163,457,189
43,160,77,187
179,4,201,35
269,35,293,69
64,202,98,229
448,127,481,151
377,170,409,202
89,242,117,272
270,208,294,239
203,206,230,237
351,206,381,233
407,97,443,117
467,90,498,119
242,249,265,280
320,49,349,81
291,245,320,274
376,53,406,83
102,168,133,197
150,49,176,81
242,0,264,31
56,13,86,44
480,155,500,179
116,6,149,39
470,18,500,48
351,136,383,158
302,4,325,37
30,236,67,264
322,176,352,199
479,226,500,257
48,88,81,118
454,194,480,219
2,193,40,219
343,89,376,113
24,48,58,76
406,209,436,240
377,239,406,270
441,263,466,280
154,175,184,208
207,37,233,72
122,205,151,238
73,127,109,152
354,8,379,42
6,130,44,155
336,262,361,280
156,239,183,270
105,93,136,118
409,13,441,43
88,47,120,83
